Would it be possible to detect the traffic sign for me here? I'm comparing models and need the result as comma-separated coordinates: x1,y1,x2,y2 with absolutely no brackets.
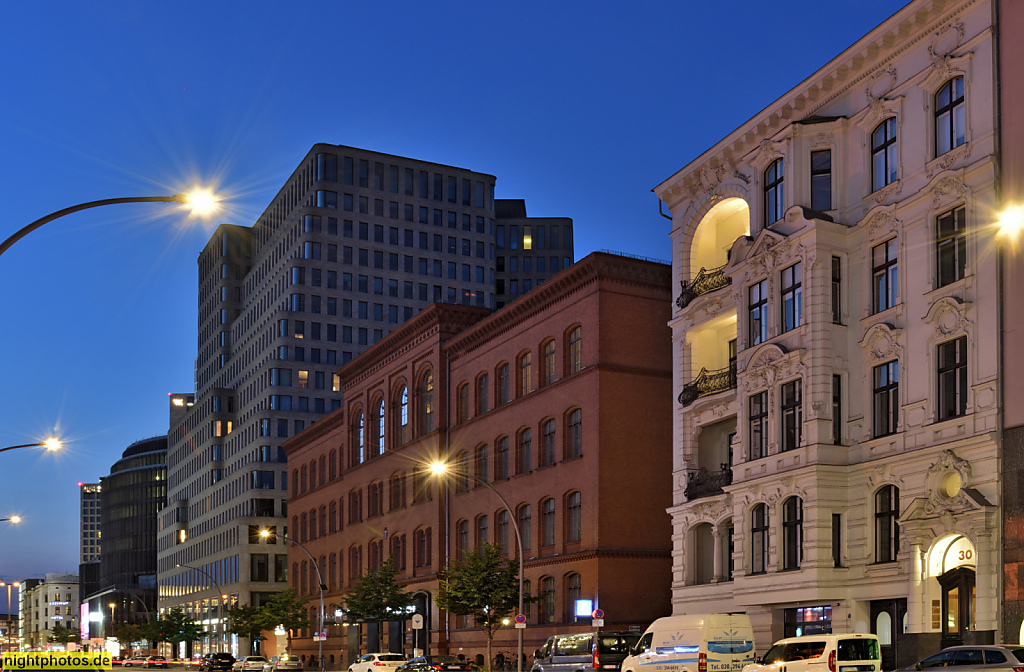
412,614,425,630
592,619,604,627
515,614,527,629
592,609,604,619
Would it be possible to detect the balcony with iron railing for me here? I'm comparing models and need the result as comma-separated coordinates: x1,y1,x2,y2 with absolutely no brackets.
684,463,733,501
677,264,732,310
678,361,737,407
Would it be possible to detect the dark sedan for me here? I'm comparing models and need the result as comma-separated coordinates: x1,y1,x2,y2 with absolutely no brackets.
396,657,472,672
901,645,1024,672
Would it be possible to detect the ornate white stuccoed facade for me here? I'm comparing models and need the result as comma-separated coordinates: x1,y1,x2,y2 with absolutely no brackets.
655,0,1004,665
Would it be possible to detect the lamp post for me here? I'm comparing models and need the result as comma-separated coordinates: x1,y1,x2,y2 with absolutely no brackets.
0,192,219,258
176,564,228,655
0,438,63,455
261,529,324,672
0,581,20,653
428,461,525,672
109,602,117,640
0,517,22,525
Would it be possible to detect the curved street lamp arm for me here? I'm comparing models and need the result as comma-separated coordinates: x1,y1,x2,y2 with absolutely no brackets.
0,195,186,258
282,537,325,672
175,563,223,598
0,443,45,454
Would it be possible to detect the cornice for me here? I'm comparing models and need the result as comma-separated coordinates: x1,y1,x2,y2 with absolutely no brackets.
656,0,981,208
445,252,670,358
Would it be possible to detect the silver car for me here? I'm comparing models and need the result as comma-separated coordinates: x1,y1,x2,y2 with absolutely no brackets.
234,657,269,672
903,645,1024,672
263,656,304,672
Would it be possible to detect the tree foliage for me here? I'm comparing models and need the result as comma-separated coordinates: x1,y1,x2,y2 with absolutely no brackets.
48,624,81,646
435,543,525,666
114,623,145,649
343,556,415,626
226,604,267,644
262,588,311,632
143,608,205,657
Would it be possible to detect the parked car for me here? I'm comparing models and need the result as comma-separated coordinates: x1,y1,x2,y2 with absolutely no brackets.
350,654,409,672
143,656,169,669
743,634,880,672
536,632,642,672
396,657,471,672
235,657,269,672
123,656,150,668
621,614,754,672
263,656,304,672
901,645,1024,671
201,653,237,672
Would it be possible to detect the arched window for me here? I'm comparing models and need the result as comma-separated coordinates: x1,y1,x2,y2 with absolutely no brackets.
495,436,510,480
291,562,298,589
376,398,386,455
300,512,308,542
391,533,406,571
567,327,582,375
329,450,337,480
300,560,308,593
565,573,582,622
542,497,556,547
476,515,489,548
872,118,898,191
764,158,785,224
309,460,317,490
751,503,768,575
476,373,489,415
455,451,470,493
300,465,308,494
389,473,406,511
329,501,337,534
414,527,432,567
329,553,337,588
523,579,532,622
782,496,803,570
369,539,381,572
319,506,327,538
518,504,532,551
566,409,582,459
542,339,556,385
420,370,434,434
352,411,365,465
539,577,555,624
457,382,469,423
318,456,326,486
541,419,556,466
496,510,510,555
336,498,344,531
497,363,510,404
519,352,533,396
566,491,581,543
396,385,409,445
518,428,532,474
875,485,900,563
412,466,432,504
935,76,965,156
475,444,489,484
456,520,469,560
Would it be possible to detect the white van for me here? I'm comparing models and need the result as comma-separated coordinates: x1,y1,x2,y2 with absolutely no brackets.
741,633,880,672
621,614,756,672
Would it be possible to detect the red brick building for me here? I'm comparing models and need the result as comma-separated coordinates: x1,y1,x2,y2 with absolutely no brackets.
282,252,673,667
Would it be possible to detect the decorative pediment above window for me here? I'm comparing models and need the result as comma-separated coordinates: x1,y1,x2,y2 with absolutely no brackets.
748,137,786,172
853,95,903,132
860,204,900,243
919,21,971,93
865,67,898,104
733,228,789,277
926,144,971,179
929,172,971,209
923,296,971,338
859,322,903,363
744,343,803,391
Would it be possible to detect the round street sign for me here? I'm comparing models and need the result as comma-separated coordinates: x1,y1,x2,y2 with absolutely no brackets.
592,609,604,619
514,614,527,624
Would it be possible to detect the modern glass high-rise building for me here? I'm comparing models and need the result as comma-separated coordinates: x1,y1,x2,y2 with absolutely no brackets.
158,144,573,654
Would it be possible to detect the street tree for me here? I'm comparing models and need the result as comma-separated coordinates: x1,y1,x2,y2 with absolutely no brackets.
435,542,523,668
48,624,81,647
344,556,415,651
144,607,205,659
261,588,310,653
227,604,268,655
114,623,145,652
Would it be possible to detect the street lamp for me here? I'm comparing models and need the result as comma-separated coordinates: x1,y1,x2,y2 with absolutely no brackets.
428,461,525,672
0,190,221,258
175,563,229,654
0,581,20,653
0,517,21,525
260,529,325,672
109,602,117,640
0,438,63,455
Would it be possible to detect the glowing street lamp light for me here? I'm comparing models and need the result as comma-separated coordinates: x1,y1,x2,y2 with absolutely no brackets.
0,438,63,456
0,517,21,525
260,529,325,672
0,190,221,258
428,460,526,672
996,204,1024,244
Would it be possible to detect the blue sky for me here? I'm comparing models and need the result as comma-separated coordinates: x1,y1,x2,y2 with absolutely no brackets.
0,1,908,588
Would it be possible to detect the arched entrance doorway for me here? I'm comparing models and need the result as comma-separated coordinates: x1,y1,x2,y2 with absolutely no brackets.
928,534,976,648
